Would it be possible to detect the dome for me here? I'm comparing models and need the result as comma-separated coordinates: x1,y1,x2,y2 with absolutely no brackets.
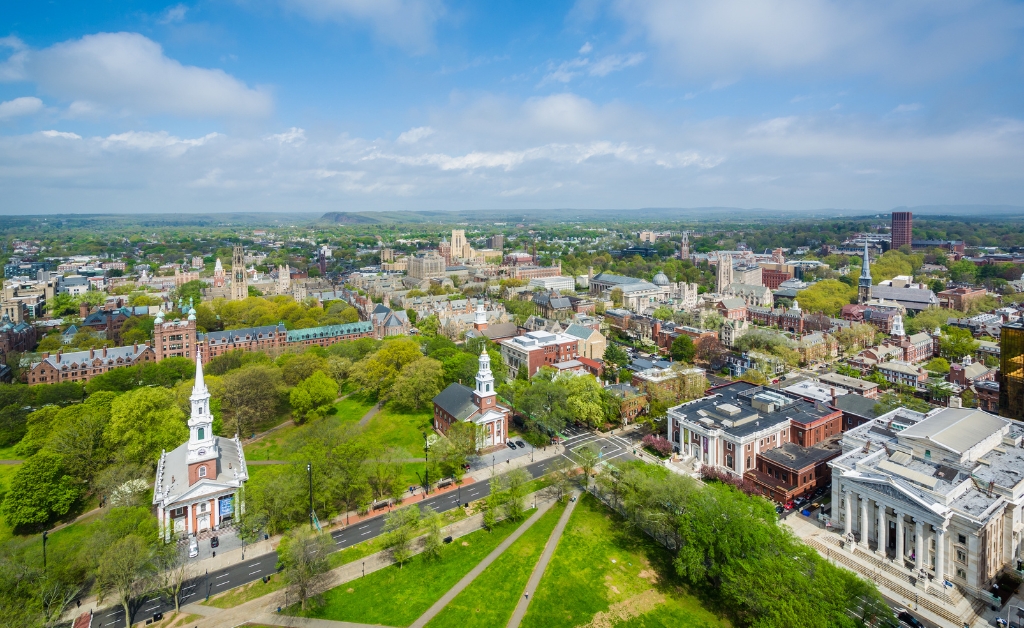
652,272,670,286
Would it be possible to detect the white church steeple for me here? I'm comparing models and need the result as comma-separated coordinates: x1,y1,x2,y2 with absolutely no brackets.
472,348,497,411
187,352,217,467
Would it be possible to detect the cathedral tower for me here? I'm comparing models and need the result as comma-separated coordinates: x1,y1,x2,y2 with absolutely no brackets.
858,241,872,304
231,246,247,301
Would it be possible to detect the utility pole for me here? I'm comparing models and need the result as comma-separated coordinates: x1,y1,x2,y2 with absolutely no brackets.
307,463,313,529
422,431,430,494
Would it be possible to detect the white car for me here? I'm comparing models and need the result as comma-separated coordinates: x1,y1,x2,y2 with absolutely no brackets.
188,537,199,558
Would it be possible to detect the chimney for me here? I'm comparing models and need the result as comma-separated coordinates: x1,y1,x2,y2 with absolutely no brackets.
42,352,49,359
133,342,138,352
56,350,61,361
89,348,94,359
830,387,837,406
80,302,89,318
102,347,107,357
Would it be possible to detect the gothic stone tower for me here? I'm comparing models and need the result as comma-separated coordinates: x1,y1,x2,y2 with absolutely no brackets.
858,241,872,304
231,246,247,301
716,253,733,294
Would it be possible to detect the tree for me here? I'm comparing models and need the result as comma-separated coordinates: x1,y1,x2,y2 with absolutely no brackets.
795,279,857,317
924,357,950,374
97,534,155,628
610,287,623,307
546,457,574,503
558,373,607,428
694,335,726,365
576,444,601,487
501,468,531,522
389,357,444,411
105,388,188,465
652,306,674,321
351,338,423,398
670,335,696,362
280,352,328,386
421,506,444,559
418,314,440,336
947,259,979,284
941,327,980,362
221,364,282,437
873,391,930,415
366,445,405,504
519,378,569,434
94,463,150,508
157,543,195,613
39,576,81,628
602,344,630,367
289,370,339,422
278,527,333,611
382,506,421,568
1,452,81,528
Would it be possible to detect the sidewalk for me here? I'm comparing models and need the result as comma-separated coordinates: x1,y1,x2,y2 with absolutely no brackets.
506,492,579,628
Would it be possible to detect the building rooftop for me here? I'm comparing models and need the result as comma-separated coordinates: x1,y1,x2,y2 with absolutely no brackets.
898,407,1008,455
818,372,879,393
670,381,835,438
760,442,841,471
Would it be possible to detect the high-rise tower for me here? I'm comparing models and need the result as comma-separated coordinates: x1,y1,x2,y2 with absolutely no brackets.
231,246,247,301
858,241,872,304
891,211,913,250
716,253,733,294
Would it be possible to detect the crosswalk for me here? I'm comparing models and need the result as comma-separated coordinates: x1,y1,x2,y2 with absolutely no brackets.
558,428,637,466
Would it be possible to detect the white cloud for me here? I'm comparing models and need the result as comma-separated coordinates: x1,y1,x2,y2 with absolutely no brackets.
612,0,1024,81
2,32,271,118
284,0,443,53
397,126,435,143
99,130,219,153
158,4,189,24
0,96,43,120
893,103,922,113
579,42,593,54
588,52,646,77
267,127,307,143
40,130,81,140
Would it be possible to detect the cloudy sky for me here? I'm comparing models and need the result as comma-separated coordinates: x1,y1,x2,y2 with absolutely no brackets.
2,0,1023,215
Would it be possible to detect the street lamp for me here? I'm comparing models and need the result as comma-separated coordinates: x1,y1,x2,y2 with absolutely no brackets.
422,431,430,494
42,530,48,573
492,455,495,474
455,476,461,506
307,463,314,530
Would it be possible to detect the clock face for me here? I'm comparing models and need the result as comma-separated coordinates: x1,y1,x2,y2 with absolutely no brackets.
197,448,207,456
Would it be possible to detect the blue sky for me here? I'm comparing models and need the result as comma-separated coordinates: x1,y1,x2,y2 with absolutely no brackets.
1,0,1023,214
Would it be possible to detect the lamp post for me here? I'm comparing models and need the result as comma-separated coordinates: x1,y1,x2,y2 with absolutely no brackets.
42,530,48,573
422,431,430,494
492,455,495,474
456,476,461,506
307,463,313,530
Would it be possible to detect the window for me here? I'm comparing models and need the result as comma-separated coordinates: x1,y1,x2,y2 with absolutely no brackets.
925,449,931,459
746,456,751,469
198,427,205,440
956,567,966,580
726,455,733,468
198,466,207,478
956,549,967,564
958,534,967,544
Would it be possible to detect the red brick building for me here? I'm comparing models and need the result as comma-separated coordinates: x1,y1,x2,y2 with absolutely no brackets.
891,211,913,249
28,344,156,385
745,442,840,502
498,330,580,379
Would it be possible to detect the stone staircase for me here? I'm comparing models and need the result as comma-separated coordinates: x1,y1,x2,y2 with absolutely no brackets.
803,536,976,627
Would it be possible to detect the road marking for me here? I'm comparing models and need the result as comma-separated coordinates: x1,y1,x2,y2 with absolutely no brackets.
358,524,369,530
360,530,371,536
249,569,262,575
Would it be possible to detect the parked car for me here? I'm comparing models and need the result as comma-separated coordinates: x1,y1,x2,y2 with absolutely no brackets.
896,610,923,627
188,538,199,558
775,505,784,515
516,440,526,448
783,500,795,510
210,536,219,548
811,502,821,510
794,497,807,507
463,463,472,471
507,441,517,450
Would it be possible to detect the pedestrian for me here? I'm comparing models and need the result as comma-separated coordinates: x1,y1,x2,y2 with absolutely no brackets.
525,592,529,599
76,599,80,608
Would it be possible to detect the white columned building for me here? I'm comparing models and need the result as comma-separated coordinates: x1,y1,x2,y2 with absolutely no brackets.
153,353,249,542
829,405,1024,600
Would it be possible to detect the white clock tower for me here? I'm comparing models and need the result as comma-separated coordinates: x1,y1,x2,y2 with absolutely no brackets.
187,354,217,484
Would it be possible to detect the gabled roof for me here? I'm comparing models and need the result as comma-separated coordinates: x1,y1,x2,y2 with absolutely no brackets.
433,382,478,421
591,272,644,286
563,323,598,340
718,297,746,309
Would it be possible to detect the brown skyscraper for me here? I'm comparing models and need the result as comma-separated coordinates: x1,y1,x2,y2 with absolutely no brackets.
891,211,912,250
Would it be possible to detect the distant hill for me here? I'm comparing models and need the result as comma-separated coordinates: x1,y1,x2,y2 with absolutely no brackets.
318,212,381,225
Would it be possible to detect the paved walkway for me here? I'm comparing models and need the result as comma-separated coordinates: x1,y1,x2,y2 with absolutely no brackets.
357,402,382,427
408,498,558,628
506,492,580,628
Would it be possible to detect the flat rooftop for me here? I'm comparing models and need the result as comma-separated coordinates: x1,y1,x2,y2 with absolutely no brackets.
671,381,835,438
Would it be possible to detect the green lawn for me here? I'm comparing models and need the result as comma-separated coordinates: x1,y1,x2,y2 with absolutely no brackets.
365,405,433,457
243,393,376,461
0,462,22,542
521,494,729,628
425,501,566,628
292,510,534,626
327,506,469,570
0,442,22,460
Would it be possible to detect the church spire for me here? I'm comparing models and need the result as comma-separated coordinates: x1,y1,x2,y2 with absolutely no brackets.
858,240,873,304
193,351,207,396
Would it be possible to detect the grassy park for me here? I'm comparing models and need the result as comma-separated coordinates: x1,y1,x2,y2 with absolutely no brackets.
290,511,533,626
521,494,729,628
425,501,566,628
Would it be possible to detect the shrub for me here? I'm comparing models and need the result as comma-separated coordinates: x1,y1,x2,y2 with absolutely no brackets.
641,434,674,457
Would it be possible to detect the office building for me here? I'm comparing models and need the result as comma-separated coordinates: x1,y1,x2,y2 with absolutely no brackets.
891,211,913,250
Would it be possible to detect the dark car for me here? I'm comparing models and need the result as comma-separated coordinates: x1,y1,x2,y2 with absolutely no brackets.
897,610,923,627
775,505,784,515
210,536,219,548
507,441,517,450
516,440,526,448
463,462,471,471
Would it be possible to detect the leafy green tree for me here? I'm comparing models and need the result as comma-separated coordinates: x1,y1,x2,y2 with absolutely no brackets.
603,343,630,367
941,327,979,361
390,357,444,411
421,506,444,559
924,357,950,374
576,444,601,487
351,338,423,398
498,468,530,522
221,364,282,437
418,314,440,336
1,451,81,528
947,259,979,284
289,370,339,421
97,535,156,628
280,352,329,386
520,378,569,434
245,465,305,535
795,279,857,317
278,527,333,611
382,505,421,568
670,335,696,362
652,306,674,321
105,388,188,465
557,373,607,428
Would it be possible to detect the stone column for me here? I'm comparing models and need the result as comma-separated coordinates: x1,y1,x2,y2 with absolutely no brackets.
895,510,904,563
876,500,887,556
844,491,853,536
185,503,193,535
211,497,218,529
936,526,946,581
157,505,165,542
860,494,871,549
921,516,929,569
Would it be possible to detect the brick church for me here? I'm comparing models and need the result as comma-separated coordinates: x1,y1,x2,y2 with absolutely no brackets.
433,348,509,448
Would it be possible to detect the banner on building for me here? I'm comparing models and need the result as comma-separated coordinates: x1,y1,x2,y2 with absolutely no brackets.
219,496,233,517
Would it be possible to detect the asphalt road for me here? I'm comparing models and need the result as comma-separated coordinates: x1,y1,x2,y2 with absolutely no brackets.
92,430,634,627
